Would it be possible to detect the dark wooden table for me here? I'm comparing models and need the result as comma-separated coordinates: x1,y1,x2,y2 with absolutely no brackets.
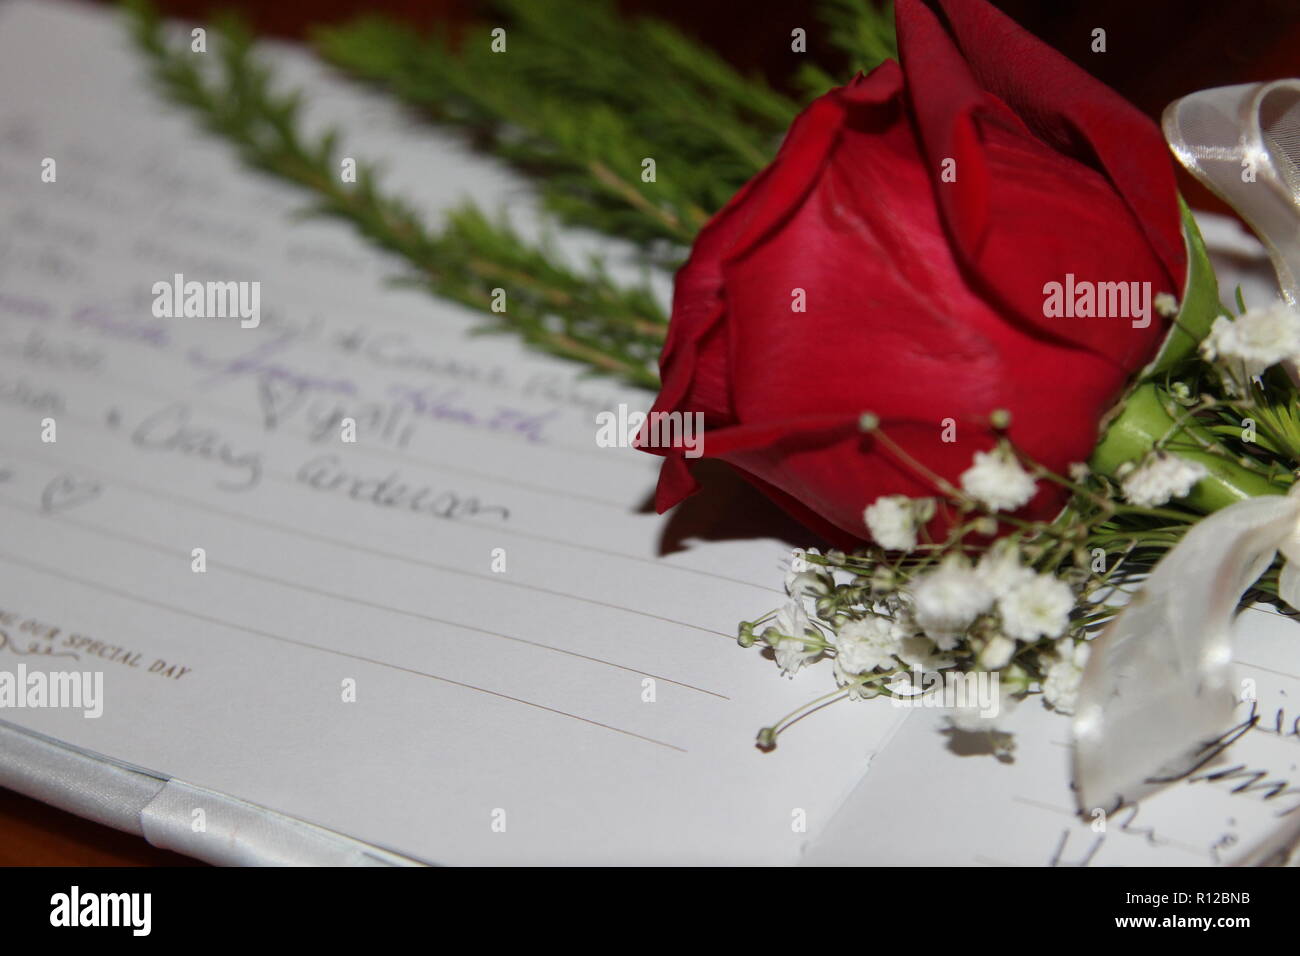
0,787,199,866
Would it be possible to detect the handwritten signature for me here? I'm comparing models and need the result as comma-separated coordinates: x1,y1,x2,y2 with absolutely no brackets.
296,454,509,522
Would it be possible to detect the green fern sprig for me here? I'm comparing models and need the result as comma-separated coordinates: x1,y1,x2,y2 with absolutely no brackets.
125,0,668,389
311,0,802,258
796,0,898,99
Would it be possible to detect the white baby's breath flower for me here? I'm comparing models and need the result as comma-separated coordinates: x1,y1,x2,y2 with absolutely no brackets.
975,541,1034,598
1042,638,1091,714
1119,451,1208,508
884,603,919,638
977,634,1017,670
998,573,1074,642
766,601,818,677
863,495,924,552
1201,304,1300,383
785,549,832,601
960,446,1036,512
910,556,993,649
1154,292,1179,317
786,547,819,577
774,600,809,637
835,616,900,673
896,635,956,672
773,638,815,677
833,616,900,698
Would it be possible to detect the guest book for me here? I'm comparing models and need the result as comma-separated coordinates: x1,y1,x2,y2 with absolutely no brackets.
1,0,1296,866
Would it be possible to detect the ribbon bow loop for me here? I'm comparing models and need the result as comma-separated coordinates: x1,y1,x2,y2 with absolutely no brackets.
1164,79,1300,305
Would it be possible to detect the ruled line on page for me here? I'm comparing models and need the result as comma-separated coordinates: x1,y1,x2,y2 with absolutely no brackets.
0,441,734,640
255,468,780,598
0,366,785,595
0,345,637,511
0,291,646,470
0,492,731,699
0,297,654,470
0,547,689,753
1238,659,1300,681
1011,794,1208,857
451,514,786,596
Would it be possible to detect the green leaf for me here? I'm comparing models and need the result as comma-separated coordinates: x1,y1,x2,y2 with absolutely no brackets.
1146,195,1223,375
1088,383,1282,512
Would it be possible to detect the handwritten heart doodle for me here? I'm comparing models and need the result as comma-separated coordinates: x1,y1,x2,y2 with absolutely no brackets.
40,473,102,514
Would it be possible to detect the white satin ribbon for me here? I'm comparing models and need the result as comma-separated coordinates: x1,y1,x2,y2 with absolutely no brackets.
1073,488,1300,814
1163,80,1300,305
1073,81,1300,845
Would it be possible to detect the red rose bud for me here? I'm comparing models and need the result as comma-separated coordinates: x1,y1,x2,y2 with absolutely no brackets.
638,0,1187,548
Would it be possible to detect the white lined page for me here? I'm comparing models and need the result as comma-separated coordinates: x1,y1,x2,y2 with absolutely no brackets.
804,603,1300,866
0,0,905,864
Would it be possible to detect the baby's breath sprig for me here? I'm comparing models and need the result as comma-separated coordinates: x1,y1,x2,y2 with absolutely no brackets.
751,290,1300,750
746,418,1241,750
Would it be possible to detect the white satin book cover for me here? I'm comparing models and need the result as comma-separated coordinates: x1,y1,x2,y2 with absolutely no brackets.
1,0,1296,866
